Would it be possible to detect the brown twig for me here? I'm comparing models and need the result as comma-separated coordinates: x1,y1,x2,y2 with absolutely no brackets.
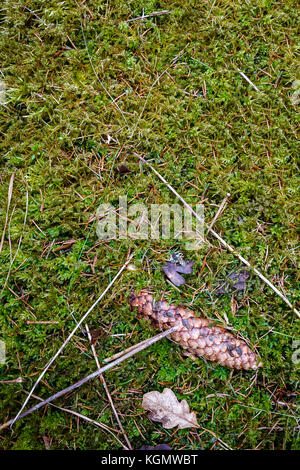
0,326,178,431
85,324,133,450
0,377,23,384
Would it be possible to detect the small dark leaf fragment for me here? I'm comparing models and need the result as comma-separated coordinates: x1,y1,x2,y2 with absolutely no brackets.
216,270,250,294
116,164,131,175
162,259,195,286
175,260,195,274
162,262,185,286
89,328,102,346
228,270,250,291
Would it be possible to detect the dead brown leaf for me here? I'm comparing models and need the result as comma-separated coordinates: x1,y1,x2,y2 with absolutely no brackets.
142,388,198,430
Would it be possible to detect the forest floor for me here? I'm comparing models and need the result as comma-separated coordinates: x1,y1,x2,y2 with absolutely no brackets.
0,0,299,450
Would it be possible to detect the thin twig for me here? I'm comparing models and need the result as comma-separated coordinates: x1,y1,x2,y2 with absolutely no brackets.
126,10,171,23
103,336,152,363
0,326,178,431
0,172,15,256
26,321,59,324
238,68,260,92
139,157,299,319
207,193,230,234
207,0,217,17
0,377,23,384
19,1,47,25
12,254,134,427
85,324,133,450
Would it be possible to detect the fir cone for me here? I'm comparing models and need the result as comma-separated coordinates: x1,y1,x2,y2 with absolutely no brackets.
129,289,261,370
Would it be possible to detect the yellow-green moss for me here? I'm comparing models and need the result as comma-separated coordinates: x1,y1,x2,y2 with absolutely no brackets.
0,0,299,450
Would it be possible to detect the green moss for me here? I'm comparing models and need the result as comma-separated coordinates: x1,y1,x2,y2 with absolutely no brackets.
0,0,299,450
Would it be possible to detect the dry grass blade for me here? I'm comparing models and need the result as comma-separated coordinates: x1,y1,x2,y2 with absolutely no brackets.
126,10,171,22
103,336,152,363
80,21,130,131
129,45,188,138
7,392,129,449
207,192,230,234
237,68,260,92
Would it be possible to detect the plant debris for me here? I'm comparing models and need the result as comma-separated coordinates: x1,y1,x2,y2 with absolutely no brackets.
215,270,250,294
162,254,195,286
116,163,131,175
42,434,52,450
142,388,198,430
1,0,298,451
88,328,102,346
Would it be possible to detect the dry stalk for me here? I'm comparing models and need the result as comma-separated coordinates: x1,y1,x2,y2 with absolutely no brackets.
4,392,129,449
0,326,177,431
207,193,230,234
0,172,15,256
85,324,132,450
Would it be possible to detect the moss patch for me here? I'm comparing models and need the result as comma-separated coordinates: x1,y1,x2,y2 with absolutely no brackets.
0,0,299,450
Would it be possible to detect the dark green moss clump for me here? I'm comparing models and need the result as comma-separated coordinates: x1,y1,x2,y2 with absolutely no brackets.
0,0,299,450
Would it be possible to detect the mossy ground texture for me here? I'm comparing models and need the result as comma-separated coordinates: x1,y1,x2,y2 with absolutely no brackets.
0,0,299,450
